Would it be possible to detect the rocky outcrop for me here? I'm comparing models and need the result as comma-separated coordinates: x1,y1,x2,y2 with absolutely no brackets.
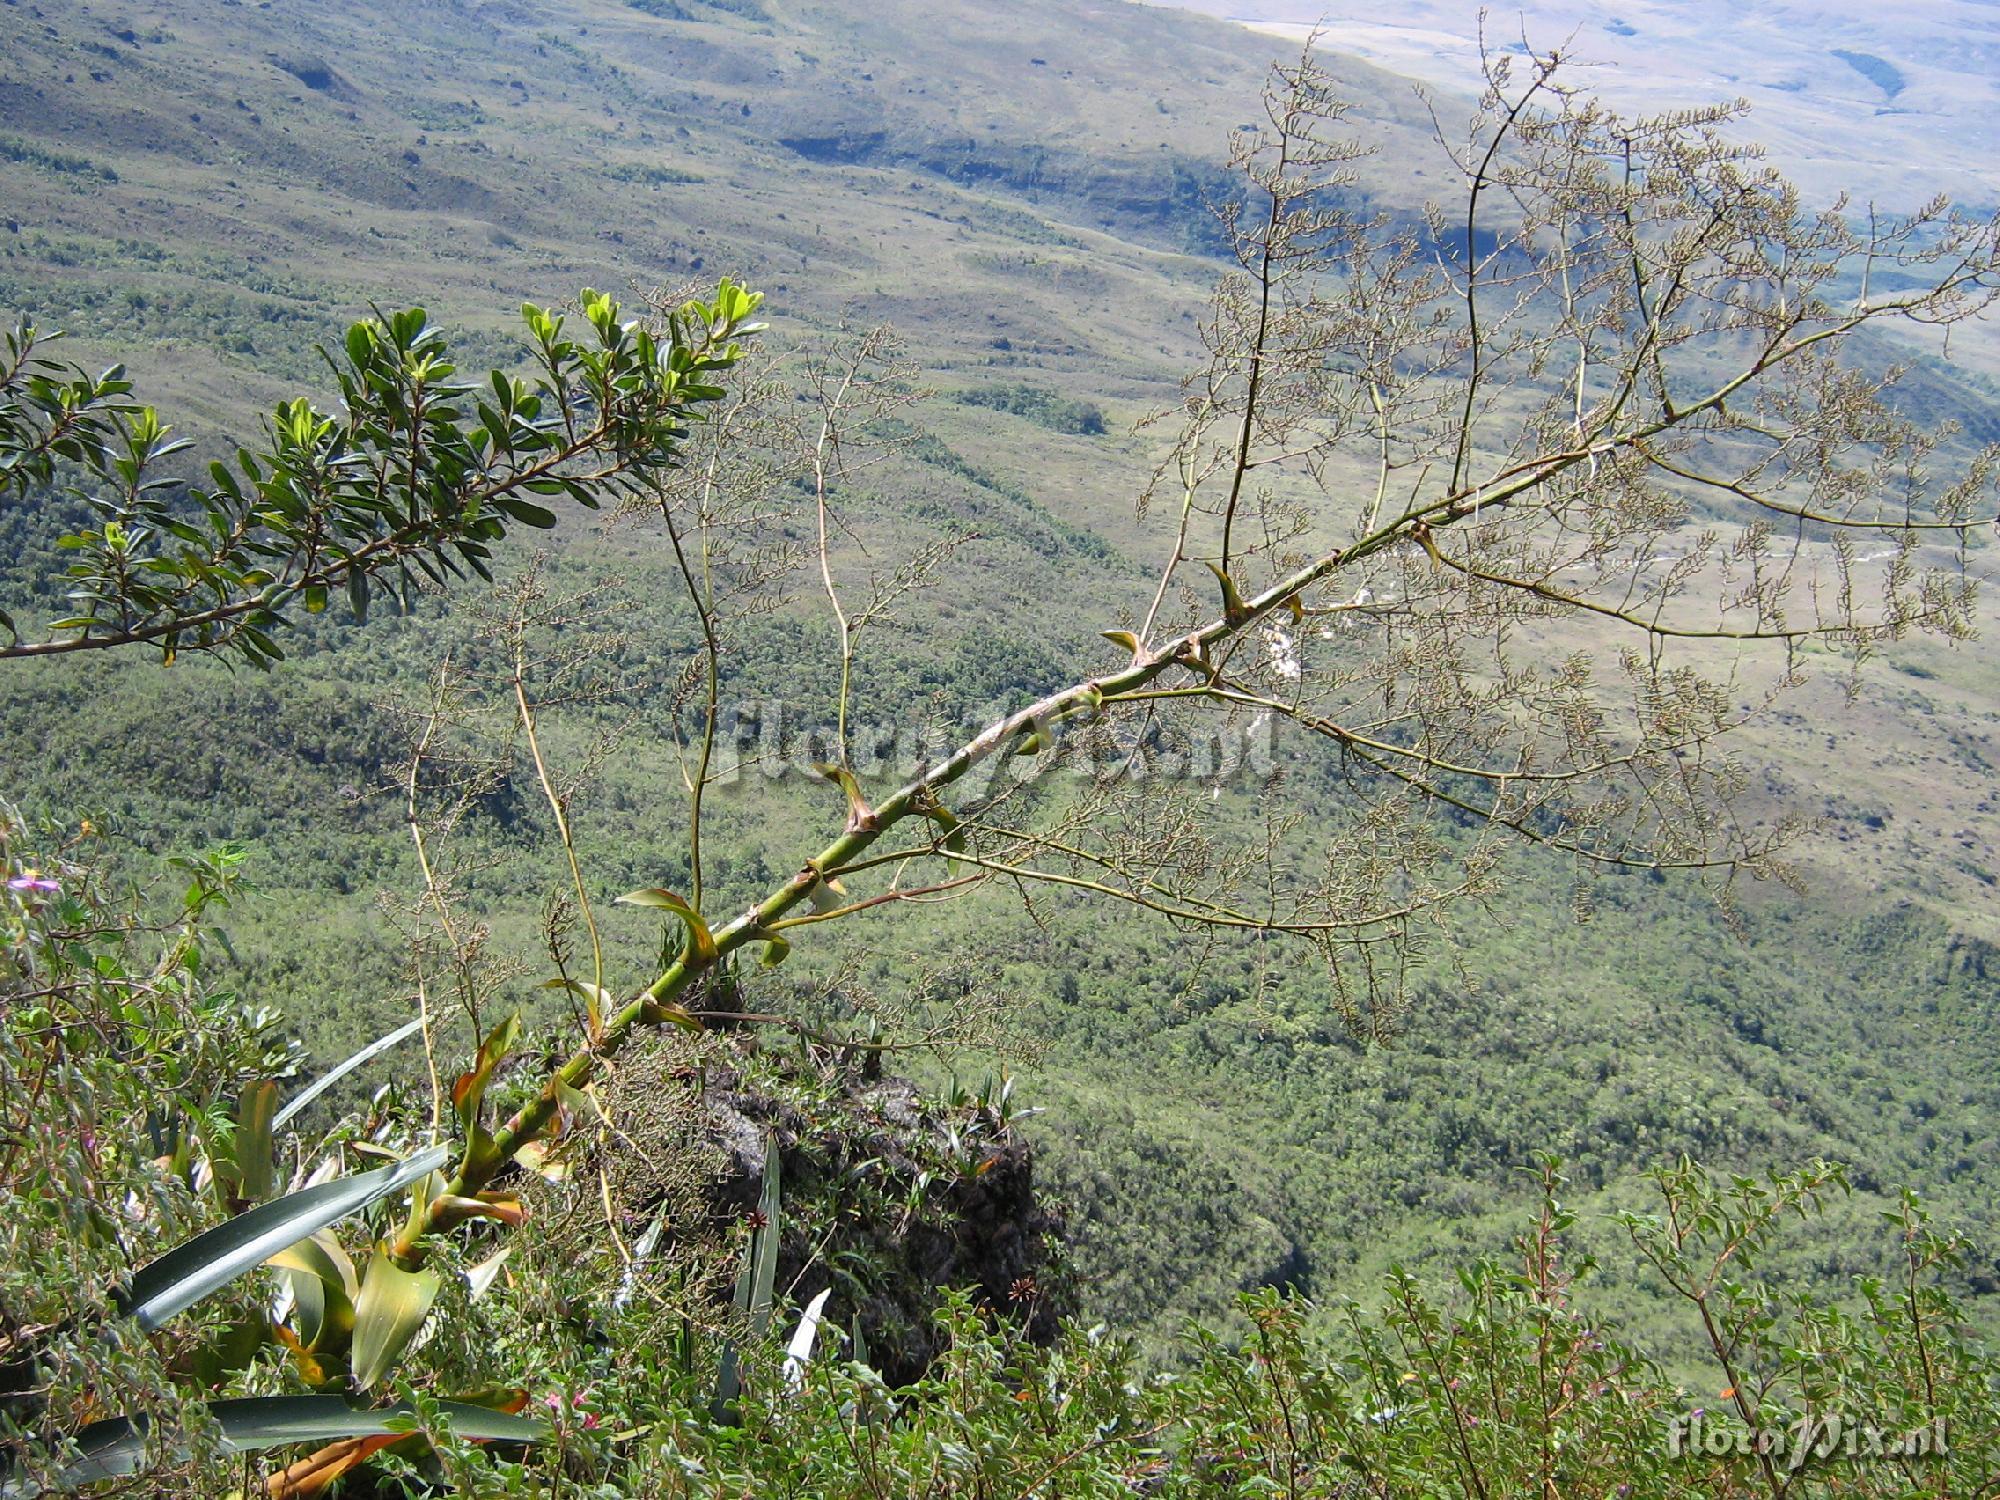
604,1044,1068,1386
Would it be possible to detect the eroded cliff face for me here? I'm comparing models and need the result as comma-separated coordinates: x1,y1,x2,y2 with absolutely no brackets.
594,1034,1068,1386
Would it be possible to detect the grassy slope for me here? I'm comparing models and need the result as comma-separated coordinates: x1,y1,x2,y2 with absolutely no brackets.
1,0,1997,1360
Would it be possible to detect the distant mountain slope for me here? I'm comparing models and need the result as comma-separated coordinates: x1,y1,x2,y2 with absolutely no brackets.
0,0,1437,425
2,0,1998,1356
1149,0,2000,218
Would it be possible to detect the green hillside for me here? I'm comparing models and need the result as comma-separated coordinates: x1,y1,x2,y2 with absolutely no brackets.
3,0,1998,1375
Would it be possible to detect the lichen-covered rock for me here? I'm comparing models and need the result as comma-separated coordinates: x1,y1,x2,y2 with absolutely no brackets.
598,1036,1068,1385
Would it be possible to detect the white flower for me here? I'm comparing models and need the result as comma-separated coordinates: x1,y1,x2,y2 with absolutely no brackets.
1263,627,1301,681
783,1288,833,1392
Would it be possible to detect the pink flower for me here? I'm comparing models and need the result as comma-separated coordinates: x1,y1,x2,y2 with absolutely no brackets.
8,870,58,895
543,1390,599,1429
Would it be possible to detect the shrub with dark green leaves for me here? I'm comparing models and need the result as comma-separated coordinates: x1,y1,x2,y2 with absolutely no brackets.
0,283,762,665
954,381,1107,436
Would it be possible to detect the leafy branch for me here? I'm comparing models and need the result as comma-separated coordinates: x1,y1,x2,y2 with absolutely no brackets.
0,284,764,664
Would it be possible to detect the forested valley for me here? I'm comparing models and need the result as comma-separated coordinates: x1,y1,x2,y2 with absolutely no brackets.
2,0,1998,1492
